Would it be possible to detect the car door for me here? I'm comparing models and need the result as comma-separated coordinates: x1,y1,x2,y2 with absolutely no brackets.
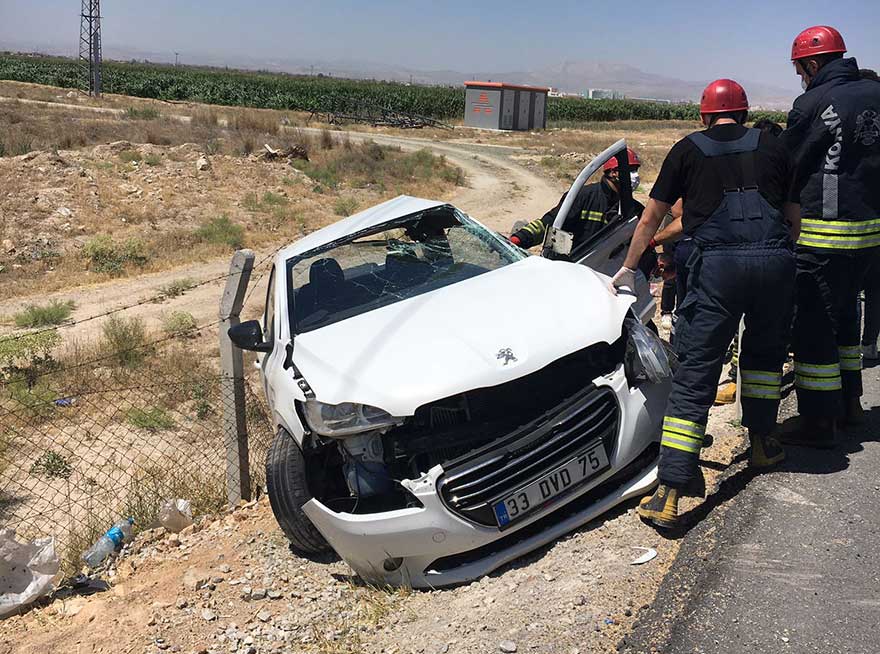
539,139,655,325
258,264,278,405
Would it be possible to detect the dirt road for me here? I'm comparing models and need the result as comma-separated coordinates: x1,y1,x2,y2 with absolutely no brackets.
0,126,559,343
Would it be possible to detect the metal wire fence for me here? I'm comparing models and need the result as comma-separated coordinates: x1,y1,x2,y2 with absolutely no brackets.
0,253,277,575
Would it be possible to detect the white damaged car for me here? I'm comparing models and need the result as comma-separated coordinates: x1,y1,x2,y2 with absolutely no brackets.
230,143,673,588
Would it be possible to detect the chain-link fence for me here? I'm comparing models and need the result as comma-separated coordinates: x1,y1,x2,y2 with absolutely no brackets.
0,250,276,575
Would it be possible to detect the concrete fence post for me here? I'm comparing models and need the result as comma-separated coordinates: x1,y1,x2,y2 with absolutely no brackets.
219,249,256,507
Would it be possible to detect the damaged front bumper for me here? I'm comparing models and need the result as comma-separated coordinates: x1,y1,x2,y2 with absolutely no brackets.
302,364,668,588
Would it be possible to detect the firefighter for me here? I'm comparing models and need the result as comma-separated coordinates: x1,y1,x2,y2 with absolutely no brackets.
510,148,642,250
611,79,800,530
779,26,880,448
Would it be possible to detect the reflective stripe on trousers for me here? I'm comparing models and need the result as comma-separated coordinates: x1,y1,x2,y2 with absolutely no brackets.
661,416,705,454
740,369,782,400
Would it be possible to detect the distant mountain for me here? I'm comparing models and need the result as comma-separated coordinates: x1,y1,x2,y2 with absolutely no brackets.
0,38,795,109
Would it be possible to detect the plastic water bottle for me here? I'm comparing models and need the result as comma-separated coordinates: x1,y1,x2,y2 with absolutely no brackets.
82,518,134,568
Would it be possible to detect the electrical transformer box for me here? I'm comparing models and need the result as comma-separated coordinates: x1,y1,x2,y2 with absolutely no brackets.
464,81,549,130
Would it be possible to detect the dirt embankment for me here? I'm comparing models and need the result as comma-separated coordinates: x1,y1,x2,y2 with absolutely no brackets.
0,400,746,654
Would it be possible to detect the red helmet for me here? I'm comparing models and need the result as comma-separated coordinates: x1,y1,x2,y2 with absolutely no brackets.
700,79,749,115
791,25,846,61
603,147,641,171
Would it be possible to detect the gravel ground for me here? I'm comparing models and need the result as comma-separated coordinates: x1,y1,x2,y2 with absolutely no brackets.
0,393,749,654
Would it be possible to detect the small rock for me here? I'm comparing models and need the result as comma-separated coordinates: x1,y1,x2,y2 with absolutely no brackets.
200,608,217,622
257,610,272,623
782,637,790,643
624,608,633,617
267,589,283,600
182,568,211,591
1,239,14,253
219,564,232,574
195,156,211,172
499,641,517,653
175,597,188,609
250,587,267,600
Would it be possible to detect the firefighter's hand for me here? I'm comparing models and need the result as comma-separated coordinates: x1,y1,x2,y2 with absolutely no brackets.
610,266,637,295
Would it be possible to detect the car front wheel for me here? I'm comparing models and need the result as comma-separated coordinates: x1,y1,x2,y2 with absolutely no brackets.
266,428,331,555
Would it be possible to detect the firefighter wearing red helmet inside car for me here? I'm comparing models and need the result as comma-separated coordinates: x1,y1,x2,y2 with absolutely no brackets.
611,79,800,531
510,147,643,252
779,26,880,448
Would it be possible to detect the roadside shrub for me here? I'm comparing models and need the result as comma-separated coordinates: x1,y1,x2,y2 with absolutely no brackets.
334,197,359,216
0,330,61,379
101,314,148,368
118,149,142,163
143,153,162,166
124,106,160,120
29,450,72,479
5,381,57,420
162,310,198,337
230,110,278,134
13,299,76,328
320,129,334,150
190,107,219,127
83,235,149,274
195,216,244,249
126,406,175,431
157,278,195,299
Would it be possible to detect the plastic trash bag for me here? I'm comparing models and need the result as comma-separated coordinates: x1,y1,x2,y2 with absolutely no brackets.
0,529,61,618
158,499,193,533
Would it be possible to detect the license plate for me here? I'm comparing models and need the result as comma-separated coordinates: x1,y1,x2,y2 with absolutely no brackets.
492,439,610,528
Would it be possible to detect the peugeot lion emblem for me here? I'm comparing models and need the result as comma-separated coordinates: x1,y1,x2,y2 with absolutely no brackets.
496,348,518,366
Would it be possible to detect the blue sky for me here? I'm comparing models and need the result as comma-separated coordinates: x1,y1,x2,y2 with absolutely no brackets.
1,0,878,92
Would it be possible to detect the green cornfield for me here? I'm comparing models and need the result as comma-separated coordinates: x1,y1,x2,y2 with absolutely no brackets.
0,54,786,125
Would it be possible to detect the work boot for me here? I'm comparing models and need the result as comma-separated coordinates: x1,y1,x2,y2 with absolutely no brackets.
714,382,737,405
637,484,679,529
841,397,865,426
779,417,836,449
748,430,785,469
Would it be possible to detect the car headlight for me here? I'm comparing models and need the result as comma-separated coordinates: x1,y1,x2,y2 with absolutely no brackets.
302,400,403,437
623,314,676,386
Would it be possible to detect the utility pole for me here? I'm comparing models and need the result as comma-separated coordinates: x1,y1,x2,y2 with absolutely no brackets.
175,51,180,66
79,0,103,96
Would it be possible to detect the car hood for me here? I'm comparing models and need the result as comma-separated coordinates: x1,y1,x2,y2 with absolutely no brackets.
292,256,634,416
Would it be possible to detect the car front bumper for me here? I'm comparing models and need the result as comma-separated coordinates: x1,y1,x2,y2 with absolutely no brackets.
302,364,668,588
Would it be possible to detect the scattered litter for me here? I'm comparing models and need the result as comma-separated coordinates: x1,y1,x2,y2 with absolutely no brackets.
82,518,134,568
0,529,61,618
53,398,75,407
158,499,193,533
630,547,658,565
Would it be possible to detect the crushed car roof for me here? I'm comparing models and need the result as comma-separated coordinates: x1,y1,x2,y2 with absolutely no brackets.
277,195,448,260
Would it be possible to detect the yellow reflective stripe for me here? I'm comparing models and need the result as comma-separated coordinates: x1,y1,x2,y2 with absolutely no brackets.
663,416,705,437
800,218,880,233
797,232,880,249
581,210,604,223
741,385,782,400
838,345,861,356
740,369,782,385
794,361,841,377
523,221,545,235
795,374,842,391
661,432,702,453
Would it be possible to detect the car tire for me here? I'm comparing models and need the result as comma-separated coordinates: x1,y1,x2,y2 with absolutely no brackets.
266,428,331,555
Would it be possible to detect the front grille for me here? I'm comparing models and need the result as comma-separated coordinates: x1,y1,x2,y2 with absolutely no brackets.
437,384,619,526
428,442,659,576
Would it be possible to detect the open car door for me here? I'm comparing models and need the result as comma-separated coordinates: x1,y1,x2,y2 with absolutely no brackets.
540,139,656,326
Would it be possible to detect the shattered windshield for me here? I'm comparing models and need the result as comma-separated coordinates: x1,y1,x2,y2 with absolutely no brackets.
287,206,525,333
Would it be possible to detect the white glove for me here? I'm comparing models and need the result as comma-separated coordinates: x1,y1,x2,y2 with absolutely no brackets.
610,266,637,295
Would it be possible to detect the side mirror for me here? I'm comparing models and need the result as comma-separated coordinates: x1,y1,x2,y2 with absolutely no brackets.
228,320,273,353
